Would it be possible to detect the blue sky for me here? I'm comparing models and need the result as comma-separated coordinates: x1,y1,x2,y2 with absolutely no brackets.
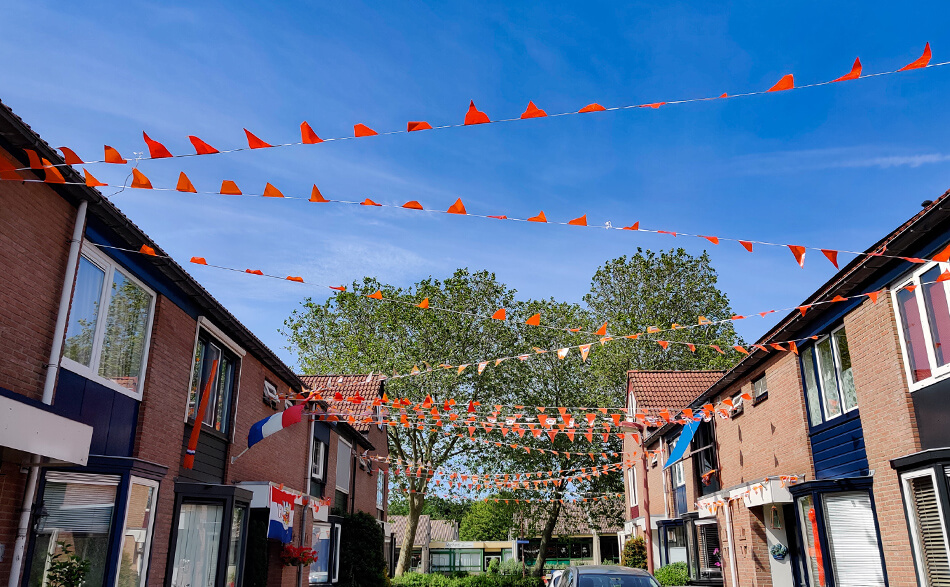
4,1,950,367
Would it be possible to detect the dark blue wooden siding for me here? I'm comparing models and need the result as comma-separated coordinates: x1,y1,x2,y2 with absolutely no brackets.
52,368,138,457
810,411,868,479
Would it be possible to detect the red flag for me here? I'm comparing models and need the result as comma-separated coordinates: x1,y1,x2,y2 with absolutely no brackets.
189,136,219,155
403,201,424,210
579,103,606,113
527,211,547,223
739,240,753,252
142,132,173,158
244,129,272,149
407,121,433,132
568,215,588,226
832,57,862,82
354,124,378,137
301,121,323,144
464,101,491,125
492,308,506,320
821,249,839,268
788,245,806,267
899,43,932,71
447,199,467,214
526,313,541,326
521,101,547,119
767,74,794,92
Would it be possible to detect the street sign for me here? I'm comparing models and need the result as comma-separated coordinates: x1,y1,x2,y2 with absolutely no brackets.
516,539,530,544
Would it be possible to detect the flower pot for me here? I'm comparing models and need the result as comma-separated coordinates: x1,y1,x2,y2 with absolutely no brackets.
772,553,786,561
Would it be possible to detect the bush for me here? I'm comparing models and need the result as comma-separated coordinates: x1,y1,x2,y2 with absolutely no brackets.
621,537,647,570
392,573,543,587
339,512,388,587
499,558,526,576
653,562,689,587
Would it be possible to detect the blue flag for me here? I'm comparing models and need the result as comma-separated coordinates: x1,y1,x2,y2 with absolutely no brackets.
663,419,699,470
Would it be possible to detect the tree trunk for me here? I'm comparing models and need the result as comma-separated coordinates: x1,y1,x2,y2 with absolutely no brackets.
394,491,425,576
531,499,562,577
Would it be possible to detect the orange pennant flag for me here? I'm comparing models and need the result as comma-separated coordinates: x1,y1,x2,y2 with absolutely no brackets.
354,124,378,137
142,132,173,158
788,245,806,267
521,101,547,119
104,146,127,164
41,159,65,184
702,235,720,245
59,147,83,165
131,168,153,189
526,313,541,326
403,201,424,210
330,285,346,292
739,240,753,252
640,102,666,109
832,57,862,82
579,344,591,362
866,290,881,304
770,343,787,351
310,185,329,203
24,150,42,169
788,341,799,355
932,244,950,263
301,121,323,144
568,215,587,226
407,121,432,132
139,245,157,256
623,222,640,231
733,345,749,355
367,290,383,300
657,340,669,349
595,322,608,336
528,211,547,223
246,269,264,275
767,74,794,92
83,169,106,187
190,257,207,265
492,308,506,320
361,198,382,206
189,136,219,155
177,172,197,193
417,298,429,309
244,129,272,149
262,183,284,198
579,103,606,113
447,198,467,214
464,101,491,125
797,306,810,317
899,43,932,71
938,269,950,283
831,295,848,302
220,180,242,195
821,249,839,269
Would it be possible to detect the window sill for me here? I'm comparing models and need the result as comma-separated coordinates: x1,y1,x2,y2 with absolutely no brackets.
752,392,768,406
184,419,231,442
60,357,143,401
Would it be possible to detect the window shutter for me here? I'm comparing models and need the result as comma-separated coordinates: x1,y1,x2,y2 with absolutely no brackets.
822,492,886,587
39,473,120,534
911,475,950,585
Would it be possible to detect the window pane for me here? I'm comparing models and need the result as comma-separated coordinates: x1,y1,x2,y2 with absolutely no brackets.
898,287,933,382
923,267,950,367
309,523,332,585
336,440,351,491
188,341,221,425
797,495,825,587
119,481,156,587
802,348,824,426
170,503,223,587
226,507,245,587
908,475,950,585
823,492,885,587
63,257,105,367
30,474,119,587
833,329,857,411
98,270,152,392
817,338,842,419
753,377,767,398
213,355,234,432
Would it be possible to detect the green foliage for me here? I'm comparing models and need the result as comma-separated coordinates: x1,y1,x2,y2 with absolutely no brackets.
498,558,526,576
654,562,689,587
45,542,90,587
621,537,647,569
339,512,388,587
460,497,516,541
390,494,471,526
487,559,500,574
392,573,543,587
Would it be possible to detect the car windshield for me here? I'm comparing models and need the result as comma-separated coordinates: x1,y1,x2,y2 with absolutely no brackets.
577,574,659,587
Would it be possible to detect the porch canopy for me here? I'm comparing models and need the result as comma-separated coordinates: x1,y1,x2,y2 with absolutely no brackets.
0,394,93,465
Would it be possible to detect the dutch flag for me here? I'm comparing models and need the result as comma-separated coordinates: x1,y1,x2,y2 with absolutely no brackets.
248,404,305,448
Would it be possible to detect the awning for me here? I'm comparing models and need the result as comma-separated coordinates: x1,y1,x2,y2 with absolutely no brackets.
697,476,800,517
0,395,92,465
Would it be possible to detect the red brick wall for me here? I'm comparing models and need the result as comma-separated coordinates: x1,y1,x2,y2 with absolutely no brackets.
844,296,919,587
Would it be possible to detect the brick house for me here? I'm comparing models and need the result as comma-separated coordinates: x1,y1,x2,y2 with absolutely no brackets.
0,100,386,587
622,190,950,587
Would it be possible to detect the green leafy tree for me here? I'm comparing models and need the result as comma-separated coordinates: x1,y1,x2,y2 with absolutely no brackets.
389,494,471,526
459,494,517,541
284,269,519,576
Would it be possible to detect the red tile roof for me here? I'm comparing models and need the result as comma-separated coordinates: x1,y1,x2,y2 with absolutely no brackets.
627,370,725,414
299,374,384,433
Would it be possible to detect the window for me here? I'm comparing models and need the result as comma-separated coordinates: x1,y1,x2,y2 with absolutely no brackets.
336,438,351,492
226,506,247,587
752,375,768,402
797,496,825,587
171,503,224,587
264,380,280,409
903,470,950,586
895,262,950,388
309,523,332,584
627,466,638,507
187,332,239,434
822,492,885,586
62,248,155,398
800,326,857,426
730,393,744,417
118,478,159,587
312,441,326,482
669,437,685,488
377,471,386,510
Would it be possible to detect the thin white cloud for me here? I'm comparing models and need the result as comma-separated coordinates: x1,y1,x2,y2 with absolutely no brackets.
728,146,950,175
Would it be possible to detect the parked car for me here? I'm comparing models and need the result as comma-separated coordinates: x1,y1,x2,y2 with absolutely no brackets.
546,569,564,587
558,565,661,587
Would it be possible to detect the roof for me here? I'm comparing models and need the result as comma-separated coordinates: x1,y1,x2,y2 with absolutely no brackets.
514,500,623,537
299,374,384,433
627,371,725,414
0,99,304,392
390,515,459,547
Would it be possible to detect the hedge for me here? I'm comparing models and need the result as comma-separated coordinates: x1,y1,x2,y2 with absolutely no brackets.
392,572,544,587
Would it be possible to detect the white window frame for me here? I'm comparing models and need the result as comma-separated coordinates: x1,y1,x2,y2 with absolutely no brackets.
311,439,326,482
376,470,386,510
60,243,156,400
803,325,857,424
892,260,950,391
115,476,160,587
182,325,243,438
668,437,686,488
336,438,352,493
627,466,638,507
901,468,950,587
752,375,768,399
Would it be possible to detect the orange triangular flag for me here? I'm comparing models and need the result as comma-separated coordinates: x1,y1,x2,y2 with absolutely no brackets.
938,269,950,283
176,172,197,193
623,222,640,231
361,199,382,207
797,306,810,317
526,313,541,326
788,245,806,267
407,121,433,132
932,244,950,263
310,185,329,202
595,322,607,336
262,183,284,198
640,102,666,109
733,345,749,355
821,249,839,268
287,276,304,282
24,150,42,169
189,136,219,155
131,168,153,189
190,257,207,265
568,215,587,226
833,57,862,82
301,121,323,144
403,201,424,210
739,240,753,252
492,308,506,320
59,147,83,165
244,129,272,149
367,290,383,300
831,295,848,302
220,180,242,195
528,211,547,223
464,101,491,125
417,298,429,309
142,132,173,158
447,199,467,214
354,124,378,137
767,74,794,92
578,103,606,113
579,344,591,361
41,159,65,184
702,235,720,245
83,169,106,187
788,341,799,355
521,101,547,119
139,245,157,256
104,146,127,164
866,290,881,304
657,340,669,349
899,43,932,71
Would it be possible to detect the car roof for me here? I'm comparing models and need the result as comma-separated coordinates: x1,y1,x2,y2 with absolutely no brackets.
573,566,652,577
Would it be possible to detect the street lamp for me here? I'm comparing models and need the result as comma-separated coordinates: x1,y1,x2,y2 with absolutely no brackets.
622,421,653,573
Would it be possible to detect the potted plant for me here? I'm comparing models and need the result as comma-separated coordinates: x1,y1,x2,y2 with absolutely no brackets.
770,543,788,561
279,545,319,567
46,542,91,587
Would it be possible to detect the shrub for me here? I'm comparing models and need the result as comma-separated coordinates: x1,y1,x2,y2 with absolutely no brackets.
338,512,387,587
392,573,542,587
653,562,689,587
620,537,647,570
45,542,90,587
499,558,526,576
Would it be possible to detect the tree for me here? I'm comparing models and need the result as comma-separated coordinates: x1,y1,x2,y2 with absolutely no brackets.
284,269,519,576
459,495,517,541
389,494,471,527
338,512,387,587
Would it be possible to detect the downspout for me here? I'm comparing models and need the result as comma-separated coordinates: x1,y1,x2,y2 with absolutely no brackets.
8,200,88,587
723,501,739,587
